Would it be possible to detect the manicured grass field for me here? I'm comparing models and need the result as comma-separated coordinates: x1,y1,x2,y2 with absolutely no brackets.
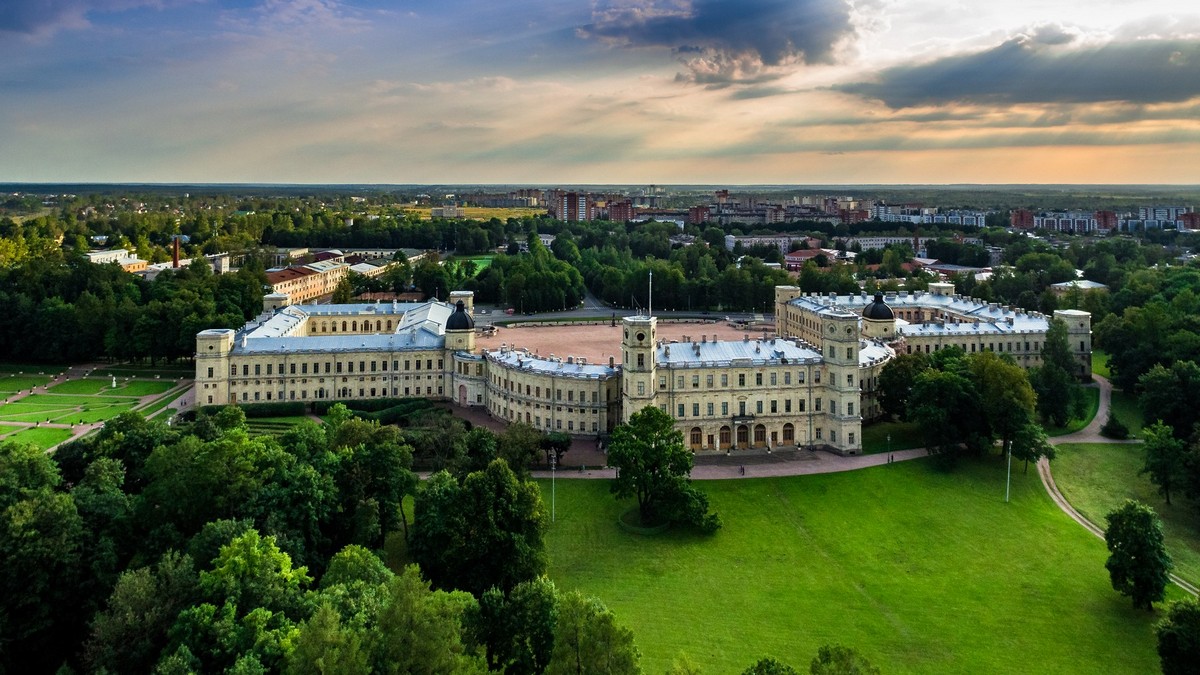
19,394,132,407
1092,350,1111,379
121,380,178,396
5,426,73,450
542,458,1165,674
1054,442,1200,586
1109,389,1145,438
1045,386,1100,436
0,375,52,392
861,421,924,454
47,378,113,395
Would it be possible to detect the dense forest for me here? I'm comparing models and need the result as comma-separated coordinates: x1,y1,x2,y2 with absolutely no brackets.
0,405,652,673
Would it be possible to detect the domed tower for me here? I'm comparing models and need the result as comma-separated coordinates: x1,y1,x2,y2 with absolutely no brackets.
861,292,896,342
621,315,657,422
444,299,475,352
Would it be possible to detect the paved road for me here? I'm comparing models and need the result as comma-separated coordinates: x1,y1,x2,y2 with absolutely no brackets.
1038,375,1198,597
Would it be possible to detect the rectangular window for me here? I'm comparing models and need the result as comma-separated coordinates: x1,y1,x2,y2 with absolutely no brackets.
336,362,343,373
799,399,805,412
815,371,821,383
847,374,854,386
721,374,728,386
415,360,421,370
678,404,685,417
266,364,272,375
707,402,714,415
815,399,822,412
770,400,777,413
738,373,746,387
722,402,729,415
798,371,805,383
677,376,684,388
756,373,763,386
427,359,433,370
848,402,855,416
692,403,700,416
371,361,377,372
255,364,261,376
816,428,822,439
659,376,667,389
692,375,699,388
784,372,791,385
785,399,792,413
637,354,644,368
325,363,331,374
849,432,855,445
242,365,249,376
637,382,645,395
770,372,777,386
707,374,714,387
207,367,214,378
739,401,747,416
847,347,853,359
290,363,296,375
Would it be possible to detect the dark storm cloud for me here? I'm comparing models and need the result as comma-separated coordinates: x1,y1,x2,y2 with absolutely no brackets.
581,0,855,83
0,0,159,35
838,32,1200,108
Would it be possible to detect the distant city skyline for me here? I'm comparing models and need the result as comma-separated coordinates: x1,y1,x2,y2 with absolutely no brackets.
2,1,1198,185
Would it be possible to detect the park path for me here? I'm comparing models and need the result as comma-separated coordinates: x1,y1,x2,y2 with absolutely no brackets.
1037,375,1198,597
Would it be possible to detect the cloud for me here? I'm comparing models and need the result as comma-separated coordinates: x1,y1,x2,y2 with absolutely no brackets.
837,27,1200,108
580,0,855,83
0,0,170,36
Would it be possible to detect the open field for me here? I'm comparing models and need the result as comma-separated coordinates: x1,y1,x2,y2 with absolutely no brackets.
479,321,765,364
0,375,53,392
543,458,1168,674
3,426,73,450
1054,442,1200,586
48,378,176,397
1092,350,1111,379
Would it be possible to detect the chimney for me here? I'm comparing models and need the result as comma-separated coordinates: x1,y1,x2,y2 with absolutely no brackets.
172,237,180,268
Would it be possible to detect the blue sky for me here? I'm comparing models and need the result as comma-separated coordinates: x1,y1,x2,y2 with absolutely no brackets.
2,0,1199,184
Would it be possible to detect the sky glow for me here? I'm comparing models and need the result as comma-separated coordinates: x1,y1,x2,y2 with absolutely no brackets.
2,0,1198,184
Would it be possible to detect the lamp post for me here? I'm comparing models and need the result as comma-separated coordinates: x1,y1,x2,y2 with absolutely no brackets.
1005,443,1012,504
887,434,891,461
550,452,556,523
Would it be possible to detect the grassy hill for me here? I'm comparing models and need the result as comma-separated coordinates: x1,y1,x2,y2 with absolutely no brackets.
541,457,1169,674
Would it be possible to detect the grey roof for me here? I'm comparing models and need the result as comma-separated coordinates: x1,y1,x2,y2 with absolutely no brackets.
234,300,455,355
788,291,1051,336
487,349,617,379
446,301,475,331
657,338,822,368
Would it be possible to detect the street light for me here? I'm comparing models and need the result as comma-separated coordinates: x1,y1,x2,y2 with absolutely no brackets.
550,452,556,523
887,434,891,461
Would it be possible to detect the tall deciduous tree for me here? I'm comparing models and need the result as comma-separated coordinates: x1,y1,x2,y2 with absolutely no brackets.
1155,598,1200,675
876,352,929,421
546,592,639,675
608,406,720,532
410,460,548,596
1104,500,1173,611
1140,421,1188,506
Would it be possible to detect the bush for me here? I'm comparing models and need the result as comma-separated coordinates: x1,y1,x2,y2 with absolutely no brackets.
312,397,426,415
196,401,306,418
1100,413,1130,440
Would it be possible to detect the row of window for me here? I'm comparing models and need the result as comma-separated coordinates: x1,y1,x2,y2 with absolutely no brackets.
491,376,609,403
904,341,1040,355
213,357,445,379
221,384,445,405
659,369,822,390
491,402,601,433
310,319,394,334
669,397,856,419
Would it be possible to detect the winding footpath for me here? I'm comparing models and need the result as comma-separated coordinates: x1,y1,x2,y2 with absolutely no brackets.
1039,375,1199,597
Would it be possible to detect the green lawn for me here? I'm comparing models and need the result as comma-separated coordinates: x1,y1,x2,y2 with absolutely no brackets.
542,459,1167,674
1109,389,1145,438
1054,442,1200,586
5,426,73,450
1045,386,1100,437
120,380,179,396
47,378,113,395
1092,350,1111,379
19,393,131,407
0,375,52,392
861,421,924,454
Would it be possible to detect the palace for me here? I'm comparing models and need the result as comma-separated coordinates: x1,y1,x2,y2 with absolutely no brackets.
196,284,1090,456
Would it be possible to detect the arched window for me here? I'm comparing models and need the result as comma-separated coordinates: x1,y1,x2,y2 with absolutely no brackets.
690,427,702,449
782,423,794,443
719,426,731,449
342,321,347,332
352,321,357,332
736,425,749,446
754,424,766,445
